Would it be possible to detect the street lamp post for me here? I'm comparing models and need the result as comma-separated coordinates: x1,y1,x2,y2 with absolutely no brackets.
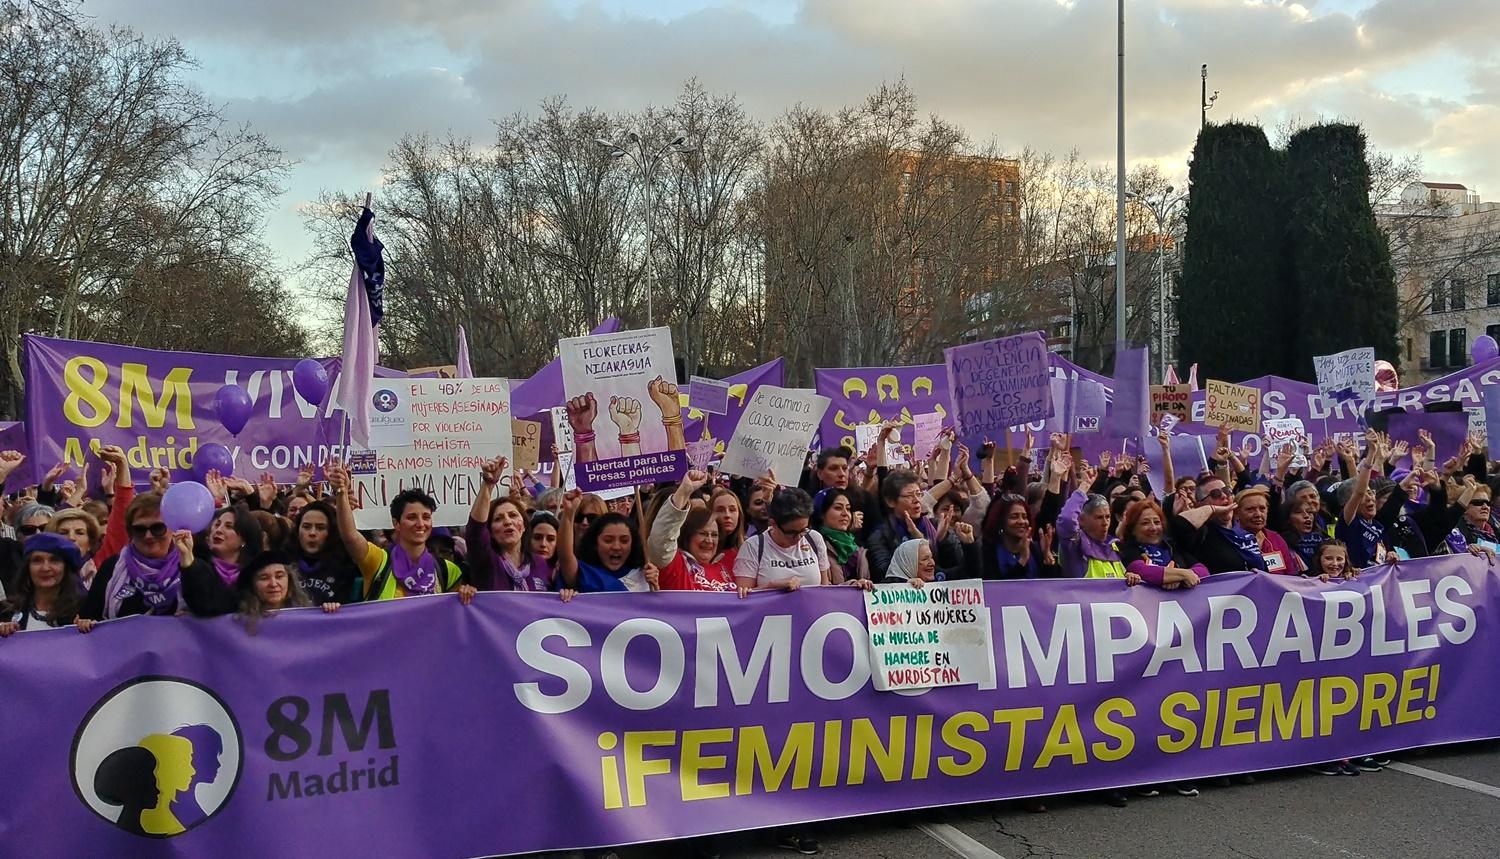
1201,64,1219,129
595,131,697,327
1127,187,1187,381
1114,0,1127,351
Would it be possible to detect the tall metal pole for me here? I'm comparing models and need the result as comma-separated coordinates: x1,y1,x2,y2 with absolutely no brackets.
1157,238,1167,381
1114,0,1127,351
1201,64,1207,129
643,155,656,328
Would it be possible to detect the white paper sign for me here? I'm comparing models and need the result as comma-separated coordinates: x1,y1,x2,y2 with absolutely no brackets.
351,378,514,529
1262,417,1308,468
550,406,574,453
855,423,909,466
865,581,993,691
1313,347,1376,408
721,386,830,485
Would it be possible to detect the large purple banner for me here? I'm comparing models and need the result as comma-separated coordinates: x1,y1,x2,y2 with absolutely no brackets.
1,556,1494,858
21,336,385,483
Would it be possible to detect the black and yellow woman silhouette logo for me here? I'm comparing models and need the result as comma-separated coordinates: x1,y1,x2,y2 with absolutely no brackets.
72,677,242,837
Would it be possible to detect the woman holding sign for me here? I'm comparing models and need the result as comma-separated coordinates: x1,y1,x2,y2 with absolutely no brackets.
647,470,735,591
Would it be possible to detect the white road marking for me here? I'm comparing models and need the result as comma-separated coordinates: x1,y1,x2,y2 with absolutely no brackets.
1387,762,1500,800
916,822,1009,859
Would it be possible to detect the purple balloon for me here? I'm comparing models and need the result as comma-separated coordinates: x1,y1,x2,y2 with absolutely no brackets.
161,481,215,533
1472,334,1499,364
214,384,253,436
293,359,330,405
193,442,234,480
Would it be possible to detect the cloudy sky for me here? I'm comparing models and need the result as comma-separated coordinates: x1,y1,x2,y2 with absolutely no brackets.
85,0,1500,285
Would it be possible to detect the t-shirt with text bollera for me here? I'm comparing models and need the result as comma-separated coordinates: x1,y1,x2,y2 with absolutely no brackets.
733,530,829,588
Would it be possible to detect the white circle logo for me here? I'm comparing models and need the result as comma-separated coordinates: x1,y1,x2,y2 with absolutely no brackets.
71,677,243,838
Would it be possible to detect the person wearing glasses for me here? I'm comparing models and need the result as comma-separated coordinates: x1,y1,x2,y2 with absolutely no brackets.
734,488,865,597
1164,475,1266,575
570,493,609,550
1443,480,1499,558
75,493,211,627
648,470,736,591
864,472,965,582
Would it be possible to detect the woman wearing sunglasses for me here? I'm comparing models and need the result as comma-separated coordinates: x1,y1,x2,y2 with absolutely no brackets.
1443,481,1499,557
75,493,211,629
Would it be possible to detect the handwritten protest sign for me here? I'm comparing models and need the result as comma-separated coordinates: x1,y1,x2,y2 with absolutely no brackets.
721,386,830,485
685,437,717,469
913,412,943,460
559,327,687,492
351,378,513,529
855,422,909,466
1262,418,1308,468
1313,347,1376,407
1151,383,1192,421
688,376,731,415
944,331,1052,438
864,581,993,691
551,406,574,452
511,418,542,471
1204,379,1261,432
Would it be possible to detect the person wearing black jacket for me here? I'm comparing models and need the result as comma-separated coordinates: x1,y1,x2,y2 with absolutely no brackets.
77,493,214,628
182,506,263,618
1166,476,1267,574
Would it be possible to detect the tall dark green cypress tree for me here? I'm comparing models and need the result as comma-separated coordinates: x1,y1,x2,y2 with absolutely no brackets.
1177,123,1293,380
1284,123,1399,377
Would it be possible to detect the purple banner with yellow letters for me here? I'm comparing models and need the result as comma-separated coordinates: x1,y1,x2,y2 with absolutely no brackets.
1,556,1496,858
21,335,405,483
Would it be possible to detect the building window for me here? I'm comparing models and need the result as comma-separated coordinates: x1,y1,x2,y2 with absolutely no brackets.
1488,273,1500,306
1004,180,1016,196
1430,281,1446,313
1450,278,1466,311
1429,331,1447,369
1053,321,1072,340
1488,323,1500,342
989,179,1000,196
1448,327,1468,369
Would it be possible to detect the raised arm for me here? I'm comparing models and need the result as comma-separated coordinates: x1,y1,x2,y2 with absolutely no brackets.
648,470,709,568
1341,445,1377,526
557,489,583,588
326,460,371,563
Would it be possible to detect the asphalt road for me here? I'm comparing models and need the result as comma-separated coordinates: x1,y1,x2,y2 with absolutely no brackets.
602,739,1500,859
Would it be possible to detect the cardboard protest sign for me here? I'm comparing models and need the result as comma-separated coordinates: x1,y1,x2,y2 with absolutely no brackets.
511,418,542,472
559,326,688,492
1204,379,1261,432
1262,418,1308,468
350,378,513,529
944,331,1052,438
1313,347,1376,407
687,376,731,415
1151,383,1192,421
721,386,830,485
865,581,994,691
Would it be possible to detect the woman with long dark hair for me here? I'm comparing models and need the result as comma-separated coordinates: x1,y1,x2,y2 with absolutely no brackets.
557,490,658,596
183,506,264,617
466,456,556,592
981,493,1058,579
286,500,360,606
0,533,86,635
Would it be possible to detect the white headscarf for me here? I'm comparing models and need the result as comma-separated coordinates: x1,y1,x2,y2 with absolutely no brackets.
886,538,927,582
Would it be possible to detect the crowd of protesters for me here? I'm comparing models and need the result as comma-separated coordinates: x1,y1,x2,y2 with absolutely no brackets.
2,417,1497,854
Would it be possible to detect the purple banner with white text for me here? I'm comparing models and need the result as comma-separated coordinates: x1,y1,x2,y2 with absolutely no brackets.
1,556,1496,858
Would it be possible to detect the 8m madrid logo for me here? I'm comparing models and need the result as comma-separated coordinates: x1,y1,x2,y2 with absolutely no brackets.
70,677,243,837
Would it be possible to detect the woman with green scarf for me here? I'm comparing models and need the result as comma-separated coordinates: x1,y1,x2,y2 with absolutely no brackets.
813,488,867,583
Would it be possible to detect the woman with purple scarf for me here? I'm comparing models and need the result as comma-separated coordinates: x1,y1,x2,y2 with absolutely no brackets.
183,506,264,617
76,493,211,630
465,455,556,592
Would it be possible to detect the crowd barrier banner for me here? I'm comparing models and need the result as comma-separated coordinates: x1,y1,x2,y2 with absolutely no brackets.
20,336,395,483
2,555,1495,859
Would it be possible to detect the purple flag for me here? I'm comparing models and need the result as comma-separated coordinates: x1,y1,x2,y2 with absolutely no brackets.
511,317,624,419
334,210,381,449
456,324,473,379
1107,345,1150,441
